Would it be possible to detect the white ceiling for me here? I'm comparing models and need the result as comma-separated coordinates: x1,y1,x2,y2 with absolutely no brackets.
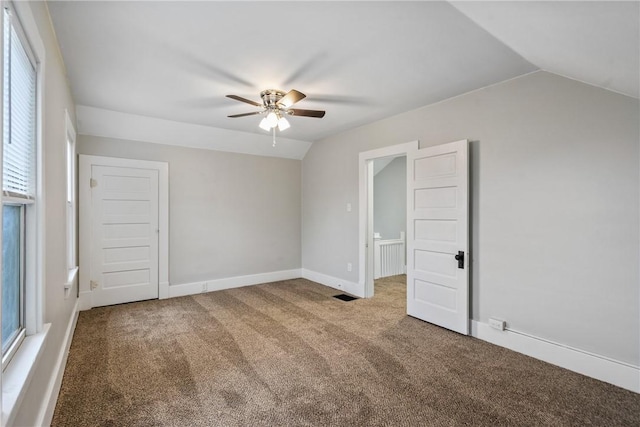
451,1,639,98
47,1,638,147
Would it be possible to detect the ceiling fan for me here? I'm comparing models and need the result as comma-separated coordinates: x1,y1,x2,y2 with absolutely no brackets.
226,89,326,133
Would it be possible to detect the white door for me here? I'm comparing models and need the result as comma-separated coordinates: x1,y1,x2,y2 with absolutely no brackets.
90,165,159,307
406,140,469,334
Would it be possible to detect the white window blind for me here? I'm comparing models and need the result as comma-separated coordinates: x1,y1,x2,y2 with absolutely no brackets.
3,8,36,199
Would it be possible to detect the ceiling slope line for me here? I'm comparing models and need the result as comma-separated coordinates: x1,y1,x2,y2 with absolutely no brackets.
75,105,313,160
537,69,640,100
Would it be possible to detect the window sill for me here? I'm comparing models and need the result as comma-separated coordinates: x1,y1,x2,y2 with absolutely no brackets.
2,323,50,426
65,267,78,299
65,267,78,290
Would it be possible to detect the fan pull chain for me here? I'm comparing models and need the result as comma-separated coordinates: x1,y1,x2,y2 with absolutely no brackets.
272,127,276,147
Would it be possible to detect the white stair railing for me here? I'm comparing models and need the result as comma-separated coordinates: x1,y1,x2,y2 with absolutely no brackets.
374,232,406,279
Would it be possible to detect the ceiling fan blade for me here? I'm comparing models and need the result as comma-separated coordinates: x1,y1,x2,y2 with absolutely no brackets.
289,108,326,118
277,89,306,108
226,94,262,107
228,111,263,118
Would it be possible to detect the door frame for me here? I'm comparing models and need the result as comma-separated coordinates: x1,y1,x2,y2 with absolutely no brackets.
358,140,419,298
78,155,169,310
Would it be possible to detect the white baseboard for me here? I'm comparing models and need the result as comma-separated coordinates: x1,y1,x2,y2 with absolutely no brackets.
167,269,302,298
471,320,640,393
301,268,364,298
36,299,80,427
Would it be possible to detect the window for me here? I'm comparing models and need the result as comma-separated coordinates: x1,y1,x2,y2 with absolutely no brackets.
65,110,77,294
2,3,37,368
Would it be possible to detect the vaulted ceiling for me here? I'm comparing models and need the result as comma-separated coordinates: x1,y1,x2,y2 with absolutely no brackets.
47,1,639,148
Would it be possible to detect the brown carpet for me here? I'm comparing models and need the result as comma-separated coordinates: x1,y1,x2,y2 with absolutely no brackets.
52,276,640,426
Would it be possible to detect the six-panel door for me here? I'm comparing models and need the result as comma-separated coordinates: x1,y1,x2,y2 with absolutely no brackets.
90,165,159,307
406,140,469,334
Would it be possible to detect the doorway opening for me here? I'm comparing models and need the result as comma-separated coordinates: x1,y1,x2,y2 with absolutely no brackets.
372,155,407,292
358,141,418,298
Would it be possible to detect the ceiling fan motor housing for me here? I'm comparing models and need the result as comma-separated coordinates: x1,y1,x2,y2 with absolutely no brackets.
226,89,324,120
260,89,286,108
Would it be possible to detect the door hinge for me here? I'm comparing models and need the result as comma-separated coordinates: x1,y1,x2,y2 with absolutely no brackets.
90,178,98,188
90,280,99,290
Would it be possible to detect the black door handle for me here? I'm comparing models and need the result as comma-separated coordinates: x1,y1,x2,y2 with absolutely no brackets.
454,251,464,269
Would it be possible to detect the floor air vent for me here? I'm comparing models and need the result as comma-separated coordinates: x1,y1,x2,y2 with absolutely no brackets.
333,294,358,302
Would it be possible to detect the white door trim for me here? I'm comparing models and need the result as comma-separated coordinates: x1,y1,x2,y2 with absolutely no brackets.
358,141,419,298
79,155,169,310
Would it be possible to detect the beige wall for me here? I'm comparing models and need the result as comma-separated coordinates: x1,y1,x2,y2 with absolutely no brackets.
13,1,78,426
302,71,640,366
77,136,302,285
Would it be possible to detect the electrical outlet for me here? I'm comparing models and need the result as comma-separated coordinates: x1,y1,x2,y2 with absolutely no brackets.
347,263,352,272
346,203,352,212
489,318,506,331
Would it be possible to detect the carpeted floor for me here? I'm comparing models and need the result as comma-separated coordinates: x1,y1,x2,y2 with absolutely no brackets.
53,276,640,426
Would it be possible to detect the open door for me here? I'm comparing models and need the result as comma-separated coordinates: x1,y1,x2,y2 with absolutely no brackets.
406,140,469,334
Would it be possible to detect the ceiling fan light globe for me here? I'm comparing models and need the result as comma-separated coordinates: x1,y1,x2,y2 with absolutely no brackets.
266,112,279,127
277,116,290,131
259,117,272,131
